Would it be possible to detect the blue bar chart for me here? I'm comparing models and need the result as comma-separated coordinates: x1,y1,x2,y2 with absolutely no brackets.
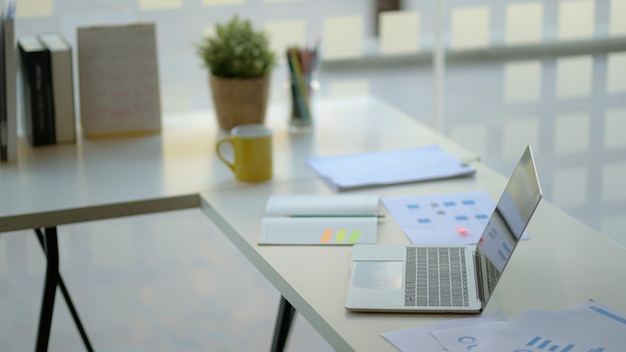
519,336,605,352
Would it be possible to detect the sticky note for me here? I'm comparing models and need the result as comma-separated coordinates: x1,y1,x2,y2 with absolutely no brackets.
348,230,362,244
456,226,469,236
335,229,348,243
321,229,333,243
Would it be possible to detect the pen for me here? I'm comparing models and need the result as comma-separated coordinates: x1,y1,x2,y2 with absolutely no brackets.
460,156,481,167
289,214,385,218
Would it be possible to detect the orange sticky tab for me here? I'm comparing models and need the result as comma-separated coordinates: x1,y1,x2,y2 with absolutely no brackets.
321,229,333,243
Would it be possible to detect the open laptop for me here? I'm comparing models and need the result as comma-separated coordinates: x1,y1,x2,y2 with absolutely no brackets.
345,145,542,313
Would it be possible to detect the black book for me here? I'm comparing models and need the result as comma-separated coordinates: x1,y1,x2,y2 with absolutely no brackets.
18,36,55,146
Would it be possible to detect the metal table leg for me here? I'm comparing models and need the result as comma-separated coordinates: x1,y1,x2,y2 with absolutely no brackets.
34,227,93,352
271,295,296,352
35,227,59,351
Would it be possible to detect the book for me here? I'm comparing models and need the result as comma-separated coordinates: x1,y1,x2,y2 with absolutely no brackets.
18,36,56,146
1,0,17,161
307,145,477,191
38,32,76,144
76,23,161,138
0,10,5,160
259,195,380,245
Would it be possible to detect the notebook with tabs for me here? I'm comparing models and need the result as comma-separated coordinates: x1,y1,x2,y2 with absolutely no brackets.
345,146,542,313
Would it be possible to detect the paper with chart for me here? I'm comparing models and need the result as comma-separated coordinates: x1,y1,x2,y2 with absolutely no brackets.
259,195,380,245
429,320,508,352
382,190,529,245
467,301,626,352
382,299,626,352
380,312,509,352
307,145,476,191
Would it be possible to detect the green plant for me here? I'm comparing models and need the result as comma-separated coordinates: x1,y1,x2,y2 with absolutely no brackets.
195,15,276,79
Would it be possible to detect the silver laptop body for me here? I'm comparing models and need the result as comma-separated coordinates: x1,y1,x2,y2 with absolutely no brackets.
345,146,542,313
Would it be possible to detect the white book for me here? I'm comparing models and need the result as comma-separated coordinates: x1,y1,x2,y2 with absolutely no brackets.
38,32,76,144
259,195,381,245
76,23,161,138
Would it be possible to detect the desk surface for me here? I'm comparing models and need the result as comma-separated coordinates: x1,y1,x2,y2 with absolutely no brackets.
195,97,626,351
0,95,471,231
3,94,625,351
200,164,626,352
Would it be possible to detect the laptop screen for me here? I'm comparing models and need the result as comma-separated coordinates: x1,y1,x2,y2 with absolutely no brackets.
476,146,542,275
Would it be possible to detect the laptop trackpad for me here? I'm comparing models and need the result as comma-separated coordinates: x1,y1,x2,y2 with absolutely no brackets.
350,261,403,289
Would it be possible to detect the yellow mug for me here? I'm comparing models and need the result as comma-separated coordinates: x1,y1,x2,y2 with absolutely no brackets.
216,124,273,182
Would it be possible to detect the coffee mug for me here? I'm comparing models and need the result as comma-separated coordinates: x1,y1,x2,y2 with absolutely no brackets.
216,124,273,182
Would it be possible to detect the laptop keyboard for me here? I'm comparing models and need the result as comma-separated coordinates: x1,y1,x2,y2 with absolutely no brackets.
405,247,469,307
485,256,500,293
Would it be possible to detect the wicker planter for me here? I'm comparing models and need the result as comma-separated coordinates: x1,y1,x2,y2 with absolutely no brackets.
209,74,270,130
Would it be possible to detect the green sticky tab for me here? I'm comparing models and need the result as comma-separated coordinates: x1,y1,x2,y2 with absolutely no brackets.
348,230,362,243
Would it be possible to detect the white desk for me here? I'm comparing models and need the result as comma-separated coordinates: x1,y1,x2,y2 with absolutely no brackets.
2,95,625,351
0,95,466,350
200,165,626,351
1,95,461,231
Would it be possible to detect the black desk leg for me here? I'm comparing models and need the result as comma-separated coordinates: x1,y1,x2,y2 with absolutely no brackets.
35,227,59,352
34,228,93,352
271,295,295,352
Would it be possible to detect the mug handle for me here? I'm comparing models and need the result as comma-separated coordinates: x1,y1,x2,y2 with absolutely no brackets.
215,137,236,172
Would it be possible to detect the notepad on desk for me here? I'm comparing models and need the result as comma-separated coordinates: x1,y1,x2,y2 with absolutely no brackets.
307,145,476,191
259,195,380,245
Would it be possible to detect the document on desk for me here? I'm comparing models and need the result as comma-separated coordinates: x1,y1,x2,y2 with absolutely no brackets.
381,299,626,352
380,312,509,352
259,195,380,245
307,145,476,191
381,190,526,245
465,301,626,352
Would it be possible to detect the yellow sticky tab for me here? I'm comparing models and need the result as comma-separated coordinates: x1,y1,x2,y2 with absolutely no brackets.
334,229,347,243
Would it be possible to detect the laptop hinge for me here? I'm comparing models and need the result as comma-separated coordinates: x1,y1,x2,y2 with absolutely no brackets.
474,251,486,306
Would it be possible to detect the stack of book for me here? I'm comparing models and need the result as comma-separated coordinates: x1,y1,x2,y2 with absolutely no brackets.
17,32,76,147
0,0,17,162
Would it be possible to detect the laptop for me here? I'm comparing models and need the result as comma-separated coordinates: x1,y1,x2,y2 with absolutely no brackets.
345,145,542,313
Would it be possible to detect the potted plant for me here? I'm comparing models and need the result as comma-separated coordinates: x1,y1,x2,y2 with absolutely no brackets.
195,15,276,130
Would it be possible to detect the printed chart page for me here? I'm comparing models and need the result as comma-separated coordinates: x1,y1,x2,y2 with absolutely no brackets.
382,299,626,352
382,190,530,245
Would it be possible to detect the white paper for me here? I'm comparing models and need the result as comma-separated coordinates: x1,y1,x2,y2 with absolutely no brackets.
561,299,626,333
380,312,508,352
430,321,508,352
382,300,626,352
382,191,530,245
307,145,476,191
473,309,626,352
265,195,379,216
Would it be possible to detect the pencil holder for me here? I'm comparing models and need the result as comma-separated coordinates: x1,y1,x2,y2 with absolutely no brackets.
288,73,314,132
